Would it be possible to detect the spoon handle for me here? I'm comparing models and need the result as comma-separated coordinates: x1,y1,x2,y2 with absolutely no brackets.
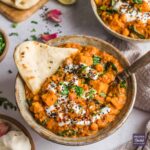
128,51,150,74
117,51,150,81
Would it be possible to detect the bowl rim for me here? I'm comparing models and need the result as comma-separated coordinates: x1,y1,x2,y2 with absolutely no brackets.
15,35,137,146
0,29,9,62
0,114,35,150
90,0,150,42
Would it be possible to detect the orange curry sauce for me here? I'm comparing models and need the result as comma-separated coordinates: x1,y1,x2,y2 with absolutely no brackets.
25,43,127,137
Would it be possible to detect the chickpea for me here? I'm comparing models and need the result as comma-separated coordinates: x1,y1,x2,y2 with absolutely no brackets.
122,28,130,36
90,123,98,131
33,95,39,101
114,14,119,20
120,14,127,23
147,19,150,25
95,64,104,72
89,102,96,112
139,2,150,12
95,0,102,6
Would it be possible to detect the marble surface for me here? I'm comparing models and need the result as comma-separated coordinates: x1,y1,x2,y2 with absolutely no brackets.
0,0,149,150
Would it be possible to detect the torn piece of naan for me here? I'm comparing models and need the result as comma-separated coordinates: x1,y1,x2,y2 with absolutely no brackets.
14,41,78,94
0,0,40,10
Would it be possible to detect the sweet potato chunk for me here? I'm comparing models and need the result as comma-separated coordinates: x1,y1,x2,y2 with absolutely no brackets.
42,91,57,106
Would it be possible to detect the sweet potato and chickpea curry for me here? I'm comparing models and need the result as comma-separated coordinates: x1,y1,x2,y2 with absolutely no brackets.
26,43,127,137
95,0,150,39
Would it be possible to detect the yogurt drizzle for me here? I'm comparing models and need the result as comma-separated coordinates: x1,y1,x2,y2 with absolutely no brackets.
45,63,111,127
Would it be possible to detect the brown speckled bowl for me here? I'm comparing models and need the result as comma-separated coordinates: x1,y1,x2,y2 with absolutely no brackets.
15,35,137,146
0,114,35,150
91,0,150,42
0,29,9,62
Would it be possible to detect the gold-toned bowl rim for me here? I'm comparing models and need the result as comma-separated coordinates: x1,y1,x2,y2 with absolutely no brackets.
90,0,150,42
0,29,9,62
15,35,137,146
0,114,35,150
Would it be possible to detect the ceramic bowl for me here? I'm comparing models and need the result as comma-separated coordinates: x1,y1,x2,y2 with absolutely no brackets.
15,35,137,146
0,114,35,150
0,29,9,62
90,0,150,42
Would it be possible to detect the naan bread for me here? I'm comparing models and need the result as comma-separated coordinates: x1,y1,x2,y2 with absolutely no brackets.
14,41,78,94
0,0,40,10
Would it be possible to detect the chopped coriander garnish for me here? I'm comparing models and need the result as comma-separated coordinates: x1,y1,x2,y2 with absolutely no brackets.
106,9,118,14
0,33,5,55
31,21,38,24
100,92,106,98
11,23,18,28
74,86,84,97
110,0,115,6
93,55,101,65
128,25,145,39
87,89,96,99
99,5,107,11
30,35,37,40
105,62,118,72
120,80,127,88
31,28,36,32
41,118,49,126
9,32,19,36
0,97,17,111
98,5,117,13
58,129,77,137
61,84,69,96
132,0,142,4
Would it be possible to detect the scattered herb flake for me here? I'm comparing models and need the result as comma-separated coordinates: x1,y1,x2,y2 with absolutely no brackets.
24,38,29,41
8,70,12,74
54,23,61,27
31,28,36,32
110,0,115,6
31,21,38,24
9,32,19,36
30,35,37,41
0,97,17,111
11,23,18,28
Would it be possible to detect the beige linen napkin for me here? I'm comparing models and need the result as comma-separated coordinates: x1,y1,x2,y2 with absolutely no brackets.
106,38,150,150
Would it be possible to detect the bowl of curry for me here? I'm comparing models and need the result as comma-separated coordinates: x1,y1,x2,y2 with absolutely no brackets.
15,35,136,145
91,0,150,42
